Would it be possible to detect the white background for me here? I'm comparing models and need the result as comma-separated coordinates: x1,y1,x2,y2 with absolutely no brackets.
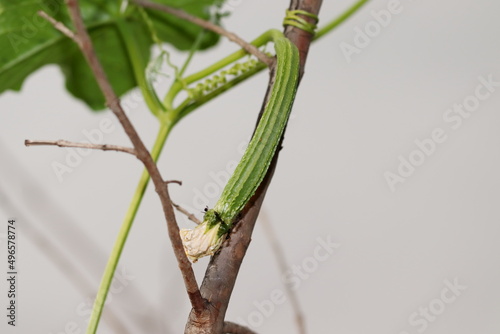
1,0,499,333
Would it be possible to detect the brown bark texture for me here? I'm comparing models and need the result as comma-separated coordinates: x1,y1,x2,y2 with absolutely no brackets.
184,0,323,333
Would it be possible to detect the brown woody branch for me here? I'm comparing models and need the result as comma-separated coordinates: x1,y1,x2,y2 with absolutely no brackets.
66,0,205,312
285,0,322,77
185,0,323,333
24,139,136,155
39,0,205,317
132,0,274,67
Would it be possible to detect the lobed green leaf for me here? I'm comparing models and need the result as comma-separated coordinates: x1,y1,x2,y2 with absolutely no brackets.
0,0,222,110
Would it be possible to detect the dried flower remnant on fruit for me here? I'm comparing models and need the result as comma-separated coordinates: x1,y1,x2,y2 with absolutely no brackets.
180,221,226,262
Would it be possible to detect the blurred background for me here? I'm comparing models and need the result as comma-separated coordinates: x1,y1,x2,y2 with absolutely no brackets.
1,0,499,333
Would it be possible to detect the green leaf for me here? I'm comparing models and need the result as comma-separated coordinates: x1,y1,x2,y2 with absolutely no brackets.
0,0,221,110
146,0,220,51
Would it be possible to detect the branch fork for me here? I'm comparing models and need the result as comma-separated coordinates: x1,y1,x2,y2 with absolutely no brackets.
36,3,205,330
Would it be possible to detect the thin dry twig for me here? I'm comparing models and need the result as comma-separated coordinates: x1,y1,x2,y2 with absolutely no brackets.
223,321,258,334
39,1,322,332
24,139,137,155
172,202,202,225
132,0,274,67
37,10,76,39
261,210,306,334
40,1,204,314
165,180,183,186
164,180,202,224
